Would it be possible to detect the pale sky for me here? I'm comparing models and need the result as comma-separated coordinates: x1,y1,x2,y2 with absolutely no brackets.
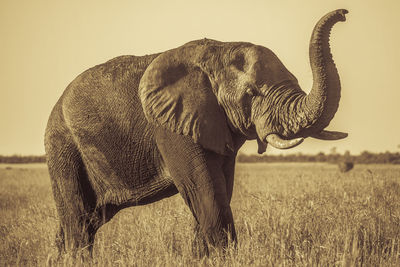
1,0,399,155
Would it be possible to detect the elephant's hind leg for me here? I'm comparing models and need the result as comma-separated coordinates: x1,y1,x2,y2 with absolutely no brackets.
46,133,101,258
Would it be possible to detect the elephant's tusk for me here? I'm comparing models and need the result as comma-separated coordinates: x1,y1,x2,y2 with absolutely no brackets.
311,130,348,140
265,134,304,149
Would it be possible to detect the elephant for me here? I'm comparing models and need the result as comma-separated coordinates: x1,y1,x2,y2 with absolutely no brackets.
45,9,348,257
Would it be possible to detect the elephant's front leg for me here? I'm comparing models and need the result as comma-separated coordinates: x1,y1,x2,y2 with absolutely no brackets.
155,128,236,256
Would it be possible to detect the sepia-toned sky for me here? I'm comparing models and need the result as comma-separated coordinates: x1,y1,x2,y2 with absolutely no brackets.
1,0,399,155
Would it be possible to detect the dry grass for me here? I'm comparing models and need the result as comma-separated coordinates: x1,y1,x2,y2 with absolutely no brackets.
1,163,400,266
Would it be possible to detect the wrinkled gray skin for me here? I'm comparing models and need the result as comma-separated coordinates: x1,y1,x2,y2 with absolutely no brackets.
45,10,348,257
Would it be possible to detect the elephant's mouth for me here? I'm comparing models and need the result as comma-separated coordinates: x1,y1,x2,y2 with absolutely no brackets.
256,137,268,154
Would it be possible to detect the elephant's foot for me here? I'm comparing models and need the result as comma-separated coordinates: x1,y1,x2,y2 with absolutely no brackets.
192,223,209,258
55,221,96,257
191,214,237,258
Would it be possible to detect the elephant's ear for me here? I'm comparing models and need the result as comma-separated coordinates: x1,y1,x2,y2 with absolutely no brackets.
139,50,233,155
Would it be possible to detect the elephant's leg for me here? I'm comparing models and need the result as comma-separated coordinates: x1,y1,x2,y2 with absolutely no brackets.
55,224,65,254
222,155,236,203
155,129,236,256
46,135,100,257
189,156,237,257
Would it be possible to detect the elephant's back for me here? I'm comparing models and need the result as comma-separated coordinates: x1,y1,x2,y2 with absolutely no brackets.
60,54,159,137
49,54,160,146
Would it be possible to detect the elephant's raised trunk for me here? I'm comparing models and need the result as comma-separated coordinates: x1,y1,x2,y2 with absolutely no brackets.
264,9,348,150
302,9,348,133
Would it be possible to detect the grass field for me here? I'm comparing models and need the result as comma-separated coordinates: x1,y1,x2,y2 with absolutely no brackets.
1,163,400,266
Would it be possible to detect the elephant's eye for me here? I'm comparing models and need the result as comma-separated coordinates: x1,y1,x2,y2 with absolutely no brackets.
231,53,245,72
256,81,265,90
246,87,259,97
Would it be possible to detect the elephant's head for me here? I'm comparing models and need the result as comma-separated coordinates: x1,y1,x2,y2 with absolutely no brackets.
139,9,348,155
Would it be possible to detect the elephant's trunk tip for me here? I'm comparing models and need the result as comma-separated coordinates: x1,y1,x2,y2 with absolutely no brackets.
337,9,349,21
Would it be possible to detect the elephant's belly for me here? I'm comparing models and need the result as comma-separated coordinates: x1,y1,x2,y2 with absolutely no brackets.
80,142,178,207
123,176,178,206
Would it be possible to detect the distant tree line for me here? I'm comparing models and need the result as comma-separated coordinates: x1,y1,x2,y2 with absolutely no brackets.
1,150,400,165
237,151,400,164
0,155,46,164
